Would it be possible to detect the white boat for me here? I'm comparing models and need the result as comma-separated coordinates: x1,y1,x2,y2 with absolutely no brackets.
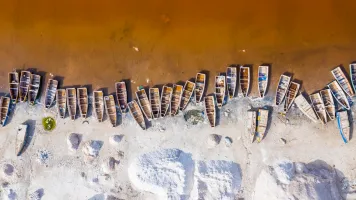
247,111,256,143
331,66,354,97
284,81,300,112
336,111,350,144
136,88,153,120
149,88,161,119
256,109,269,143
195,73,206,103
66,88,77,120
239,66,250,97
16,125,27,156
0,97,11,126
93,91,104,122
19,71,31,102
275,74,291,105
77,87,88,118
215,75,226,108
28,74,41,105
180,81,195,110
226,67,237,99
104,95,117,127
309,93,327,124
44,79,58,109
294,94,318,123
328,80,350,110
160,85,173,117
204,95,216,127
350,63,356,93
128,100,146,130
258,65,269,98
56,89,67,118
170,85,183,116
320,89,336,120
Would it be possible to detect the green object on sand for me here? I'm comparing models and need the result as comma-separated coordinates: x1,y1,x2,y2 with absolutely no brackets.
42,117,56,131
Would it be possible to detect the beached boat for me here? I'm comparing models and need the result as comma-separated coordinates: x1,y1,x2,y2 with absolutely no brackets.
226,67,237,99
195,73,206,103
294,94,318,123
0,97,10,126
16,124,27,156
350,64,356,93
160,85,173,118
28,74,41,105
204,95,216,127
77,87,88,118
149,88,161,119
115,81,128,113
284,81,300,112
215,75,226,108
128,100,146,130
171,85,183,116
240,66,250,97
44,79,58,109
328,80,350,110
309,93,328,124
247,111,256,143
258,65,269,98
66,88,77,120
93,91,104,122
256,109,269,143
136,88,153,120
336,111,350,143
320,89,336,120
104,95,117,127
275,74,291,106
180,81,195,110
56,89,67,118
331,66,354,97
8,72,19,103
19,71,31,102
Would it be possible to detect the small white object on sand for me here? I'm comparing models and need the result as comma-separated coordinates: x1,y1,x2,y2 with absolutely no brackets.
207,134,221,147
224,136,233,147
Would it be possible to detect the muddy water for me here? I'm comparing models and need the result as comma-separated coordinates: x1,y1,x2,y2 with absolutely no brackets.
0,0,356,97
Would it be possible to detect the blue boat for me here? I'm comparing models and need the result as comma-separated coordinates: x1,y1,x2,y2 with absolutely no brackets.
336,111,350,143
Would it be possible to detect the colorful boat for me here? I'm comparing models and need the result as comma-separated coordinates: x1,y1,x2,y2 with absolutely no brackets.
247,111,256,143
180,81,195,110
77,87,88,118
115,81,128,113
226,67,237,99
256,109,269,143
309,93,327,124
328,80,350,110
294,94,318,123
28,74,41,105
331,66,354,97
239,66,250,97
171,85,183,116
66,88,77,120
136,88,153,120
160,85,173,117
8,72,19,103
16,124,27,156
204,95,216,127
128,100,146,130
336,111,350,143
275,74,291,106
258,65,269,98
44,79,58,109
19,71,31,102
149,88,161,119
56,89,67,118
93,91,104,122
320,89,335,120
0,97,10,126
104,95,117,127
215,75,226,108
284,81,300,112
195,73,206,103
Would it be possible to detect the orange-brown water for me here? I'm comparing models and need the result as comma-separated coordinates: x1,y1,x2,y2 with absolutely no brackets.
0,0,356,96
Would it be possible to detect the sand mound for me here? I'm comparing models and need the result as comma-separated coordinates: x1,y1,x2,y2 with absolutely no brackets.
82,140,103,160
109,135,124,146
28,188,44,200
3,164,14,176
207,134,221,147
67,133,82,152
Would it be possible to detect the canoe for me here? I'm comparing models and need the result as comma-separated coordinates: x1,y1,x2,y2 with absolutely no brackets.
328,80,350,110
331,66,354,97
66,88,77,120
28,74,41,105
256,109,269,143
149,88,161,119
336,111,350,143
104,95,117,127
294,94,318,123
284,81,300,112
0,97,11,126
247,111,257,143
160,85,173,118
171,85,183,116
215,75,226,108
180,81,195,110
320,89,336,120
115,81,128,113
44,79,58,109
195,73,206,103
19,71,31,102
350,64,356,93
136,88,153,120
239,66,250,97
204,95,216,127
77,87,88,118
8,72,19,103
16,124,27,156
226,67,237,99
275,74,291,105
56,89,67,118
128,100,146,130
309,93,327,124
258,65,269,98
93,91,104,122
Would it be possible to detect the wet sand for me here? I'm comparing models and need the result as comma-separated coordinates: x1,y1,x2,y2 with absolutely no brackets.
0,0,356,96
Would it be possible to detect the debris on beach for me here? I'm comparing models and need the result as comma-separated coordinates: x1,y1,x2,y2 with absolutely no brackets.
28,188,44,200
184,110,204,125
102,157,117,173
224,136,233,147
109,135,124,146
82,140,103,161
132,46,139,52
36,149,52,165
67,133,82,152
280,138,287,145
42,117,56,132
207,134,222,147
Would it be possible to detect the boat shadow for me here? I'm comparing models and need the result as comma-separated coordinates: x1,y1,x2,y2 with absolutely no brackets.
348,110,353,141
18,119,36,156
263,105,274,140
5,103,17,126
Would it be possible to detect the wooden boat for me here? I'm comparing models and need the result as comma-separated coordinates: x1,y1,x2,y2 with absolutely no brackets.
275,74,291,105
19,71,31,102
44,79,58,109
226,67,237,99
331,66,354,97
180,81,195,110
215,75,226,108
160,85,173,118
195,73,206,103
328,80,350,110
16,124,27,156
136,88,153,120
258,65,269,98
56,89,67,118
149,88,161,119
320,89,336,120
336,111,350,143
247,111,256,143
309,93,327,124
8,72,19,103
77,87,88,118
93,91,104,122
104,95,117,127
170,85,183,116
256,109,269,143
66,88,77,120
284,81,300,112
128,100,146,130
0,97,10,126
28,74,41,105
204,95,216,127
115,81,128,113
240,66,250,97
350,63,356,93
294,94,318,123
